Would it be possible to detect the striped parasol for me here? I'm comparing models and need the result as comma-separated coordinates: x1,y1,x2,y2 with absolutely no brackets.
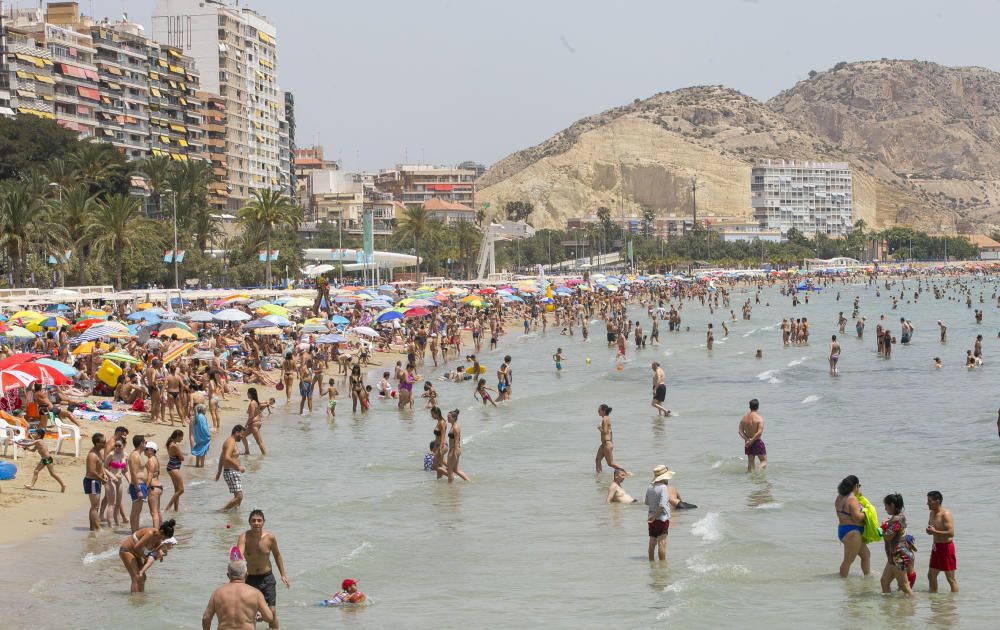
162,342,196,364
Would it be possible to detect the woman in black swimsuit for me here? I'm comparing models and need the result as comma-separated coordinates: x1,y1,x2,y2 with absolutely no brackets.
119,519,175,593
439,409,470,483
145,441,164,529
163,429,185,512
430,407,447,479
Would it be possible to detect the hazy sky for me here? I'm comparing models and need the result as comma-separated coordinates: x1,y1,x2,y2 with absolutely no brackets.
74,0,1000,171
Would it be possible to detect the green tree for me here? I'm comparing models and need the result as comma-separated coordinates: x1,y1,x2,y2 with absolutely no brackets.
86,193,161,289
583,222,602,266
137,154,174,218
394,205,433,282
168,160,218,251
641,207,656,238
596,206,615,248
0,181,46,286
69,142,127,194
53,184,99,285
450,220,481,279
238,189,300,288
504,200,534,222
0,115,80,181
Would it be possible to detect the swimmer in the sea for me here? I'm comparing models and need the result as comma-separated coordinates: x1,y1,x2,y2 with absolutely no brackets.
553,348,564,372
473,378,497,407
606,469,636,503
829,334,841,375
934,357,942,369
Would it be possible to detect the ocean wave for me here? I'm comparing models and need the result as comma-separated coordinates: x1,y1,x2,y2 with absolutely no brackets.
753,502,784,510
340,541,372,565
801,395,821,404
691,512,724,543
82,547,119,565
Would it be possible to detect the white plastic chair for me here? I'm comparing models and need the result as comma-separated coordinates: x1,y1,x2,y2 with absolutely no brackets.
0,424,26,460
54,415,81,457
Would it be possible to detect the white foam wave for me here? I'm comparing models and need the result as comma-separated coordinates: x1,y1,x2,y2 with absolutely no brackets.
341,541,372,565
756,369,778,381
742,328,759,338
801,395,821,404
768,377,782,384
685,554,750,576
189,480,206,487
754,502,784,510
83,547,119,565
787,357,807,367
662,350,673,356
691,512,724,543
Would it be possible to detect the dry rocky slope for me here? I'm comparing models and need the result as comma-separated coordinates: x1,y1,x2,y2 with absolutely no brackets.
478,60,1000,233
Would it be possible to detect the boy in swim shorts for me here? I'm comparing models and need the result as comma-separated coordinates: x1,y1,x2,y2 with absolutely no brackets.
22,428,66,492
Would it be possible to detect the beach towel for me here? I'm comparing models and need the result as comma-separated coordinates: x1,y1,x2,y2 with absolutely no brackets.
858,494,882,544
72,409,124,423
191,412,211,457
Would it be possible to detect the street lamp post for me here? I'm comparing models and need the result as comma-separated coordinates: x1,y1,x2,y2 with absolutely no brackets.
163,189,179,292
49,183,63,286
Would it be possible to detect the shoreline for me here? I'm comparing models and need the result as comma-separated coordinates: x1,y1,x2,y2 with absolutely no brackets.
0,317,520,547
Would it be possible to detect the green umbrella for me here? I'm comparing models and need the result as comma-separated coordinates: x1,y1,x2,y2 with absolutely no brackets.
102,351,140,364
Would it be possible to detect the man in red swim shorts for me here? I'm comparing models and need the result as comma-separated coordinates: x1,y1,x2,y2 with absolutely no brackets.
926,490,958,592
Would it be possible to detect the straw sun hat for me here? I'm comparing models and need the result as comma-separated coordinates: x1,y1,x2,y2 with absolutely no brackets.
651,465,675,483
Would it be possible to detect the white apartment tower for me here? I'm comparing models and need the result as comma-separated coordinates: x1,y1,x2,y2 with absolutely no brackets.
751,160,853,238
152,0,289,209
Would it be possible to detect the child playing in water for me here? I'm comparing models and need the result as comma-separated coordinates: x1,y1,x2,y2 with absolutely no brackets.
553,348,564,371
22,429,65,492
424,441,436,471
377,372,395,399
320,378,338,419
320,578,366,606
137,537,178,579
474,378,498,407
361,385,372,412
423,381,438,408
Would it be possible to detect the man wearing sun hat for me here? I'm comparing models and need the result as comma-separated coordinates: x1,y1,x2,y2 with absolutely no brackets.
645,465,674,561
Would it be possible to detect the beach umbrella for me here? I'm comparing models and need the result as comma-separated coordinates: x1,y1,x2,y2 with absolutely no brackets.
376,311,404,323
334,297,357,304
243,319,275,330
6,363,71,385
479,287,496,295
248,300,270,309
462,297,484,308
405,307,431,318
257,304,290,317
330,315,350,325
270,296,292,306
283,297,312,308
71,341,109,355
159,327,196,341
10,310,45,321
378,284,395,292
214,308,251,322
101,351,140,365
367,300,391,309
316,334,347,344
0,314,6,322
263,314,292,327
181,310,215,323
0,353,46,370
35,358,79,377
136,302,154,310
4,325,37,339
72,318,105,331
155,320,192,332
45,304,71,312
253,327,283,336
162,342,196,364
0,369,35,391
300,324,329,334
501,294,524,302
82,308,108,318
74,325,122,342
128,311,161,323
351,326,379,338
0,322,7,333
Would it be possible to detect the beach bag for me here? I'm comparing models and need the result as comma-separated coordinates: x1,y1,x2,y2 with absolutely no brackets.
276,382,284,391
858,494,882,544
98,401,113,411
132,398,145,412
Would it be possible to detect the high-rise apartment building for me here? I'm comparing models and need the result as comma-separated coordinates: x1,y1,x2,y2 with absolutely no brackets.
282,91,295,198
751,160,853,237
90,20,151,159
375,164,476,211
1,22,56,121
199,91,229,208
147,41,204,162
152,0,290,209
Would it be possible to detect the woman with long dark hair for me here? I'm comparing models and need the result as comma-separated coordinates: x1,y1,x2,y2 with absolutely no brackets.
163,429,185,512
245,387,272,456
835,475,870,577
595,404,628,475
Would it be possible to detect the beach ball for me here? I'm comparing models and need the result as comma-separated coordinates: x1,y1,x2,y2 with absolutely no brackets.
616,364,624,371
545,304,554,312
586,358,591,364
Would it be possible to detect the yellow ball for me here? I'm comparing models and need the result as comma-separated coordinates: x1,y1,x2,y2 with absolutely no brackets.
586,358,591,364
545,304,555,312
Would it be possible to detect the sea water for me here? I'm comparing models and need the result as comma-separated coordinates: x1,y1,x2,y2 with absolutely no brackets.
2,278,999,628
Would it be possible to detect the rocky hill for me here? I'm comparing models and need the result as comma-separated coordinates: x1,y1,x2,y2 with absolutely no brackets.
770,59,1000,230
476,60,1000,233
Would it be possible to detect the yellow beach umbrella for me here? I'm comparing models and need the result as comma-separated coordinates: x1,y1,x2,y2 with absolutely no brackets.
253,327,283,336
257,304,289,317
159,327,196,340
10,310,45,321
283,297,312,308
136,302,154,310
72,341,110,355
83,308,108,317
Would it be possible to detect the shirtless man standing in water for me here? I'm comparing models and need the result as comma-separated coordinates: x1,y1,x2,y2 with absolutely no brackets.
202,560,273,630
739,399,767,472
926,490,959,592
650,362,670,416
829,335,841,375
238,510,290,628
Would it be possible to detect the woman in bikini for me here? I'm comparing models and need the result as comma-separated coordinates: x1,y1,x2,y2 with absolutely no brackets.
595,404,628,475
163,364,183,426
437,409,470,483
163,429,185,512
145,442,164,529
473,378,497,407
835,475,871,578
244,387,271,456
430,406,448,479
279,352,295,403
103,437,128,526
119,519,175,593
349,365,365,413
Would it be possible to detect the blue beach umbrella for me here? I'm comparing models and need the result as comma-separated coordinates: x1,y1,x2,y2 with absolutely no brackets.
263,314,292,327
377,311,404,323
330,315,350,325
128,311,161,323
45,304,71,312
36,357,80,377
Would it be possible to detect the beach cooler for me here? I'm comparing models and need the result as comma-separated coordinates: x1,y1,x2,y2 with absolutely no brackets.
97,359,123,388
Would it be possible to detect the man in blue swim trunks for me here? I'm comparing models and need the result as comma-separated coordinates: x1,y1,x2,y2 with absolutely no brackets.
127,434,148,532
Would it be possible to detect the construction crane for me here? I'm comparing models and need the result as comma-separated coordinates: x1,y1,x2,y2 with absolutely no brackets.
475,221,535,280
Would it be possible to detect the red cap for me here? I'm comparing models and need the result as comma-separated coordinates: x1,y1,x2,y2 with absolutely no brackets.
341,578,357,590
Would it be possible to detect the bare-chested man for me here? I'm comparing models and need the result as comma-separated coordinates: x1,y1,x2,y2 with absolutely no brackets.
650,362,670,416
738,398,767,472
84,433,108,531
238,510,290,628
127,434,148,532
926,490,959,592
202,560,274,630
216,425,246,512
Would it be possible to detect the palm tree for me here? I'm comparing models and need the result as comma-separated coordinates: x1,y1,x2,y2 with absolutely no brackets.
395,205,432,282
0,181,45,286
137,154,174,217
238,188,300,288
54,184,99,284
69,143,119,191
167,160,218,250
451,220,482,279
584,222,602,266
42,157,79,189
87,193,161,289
